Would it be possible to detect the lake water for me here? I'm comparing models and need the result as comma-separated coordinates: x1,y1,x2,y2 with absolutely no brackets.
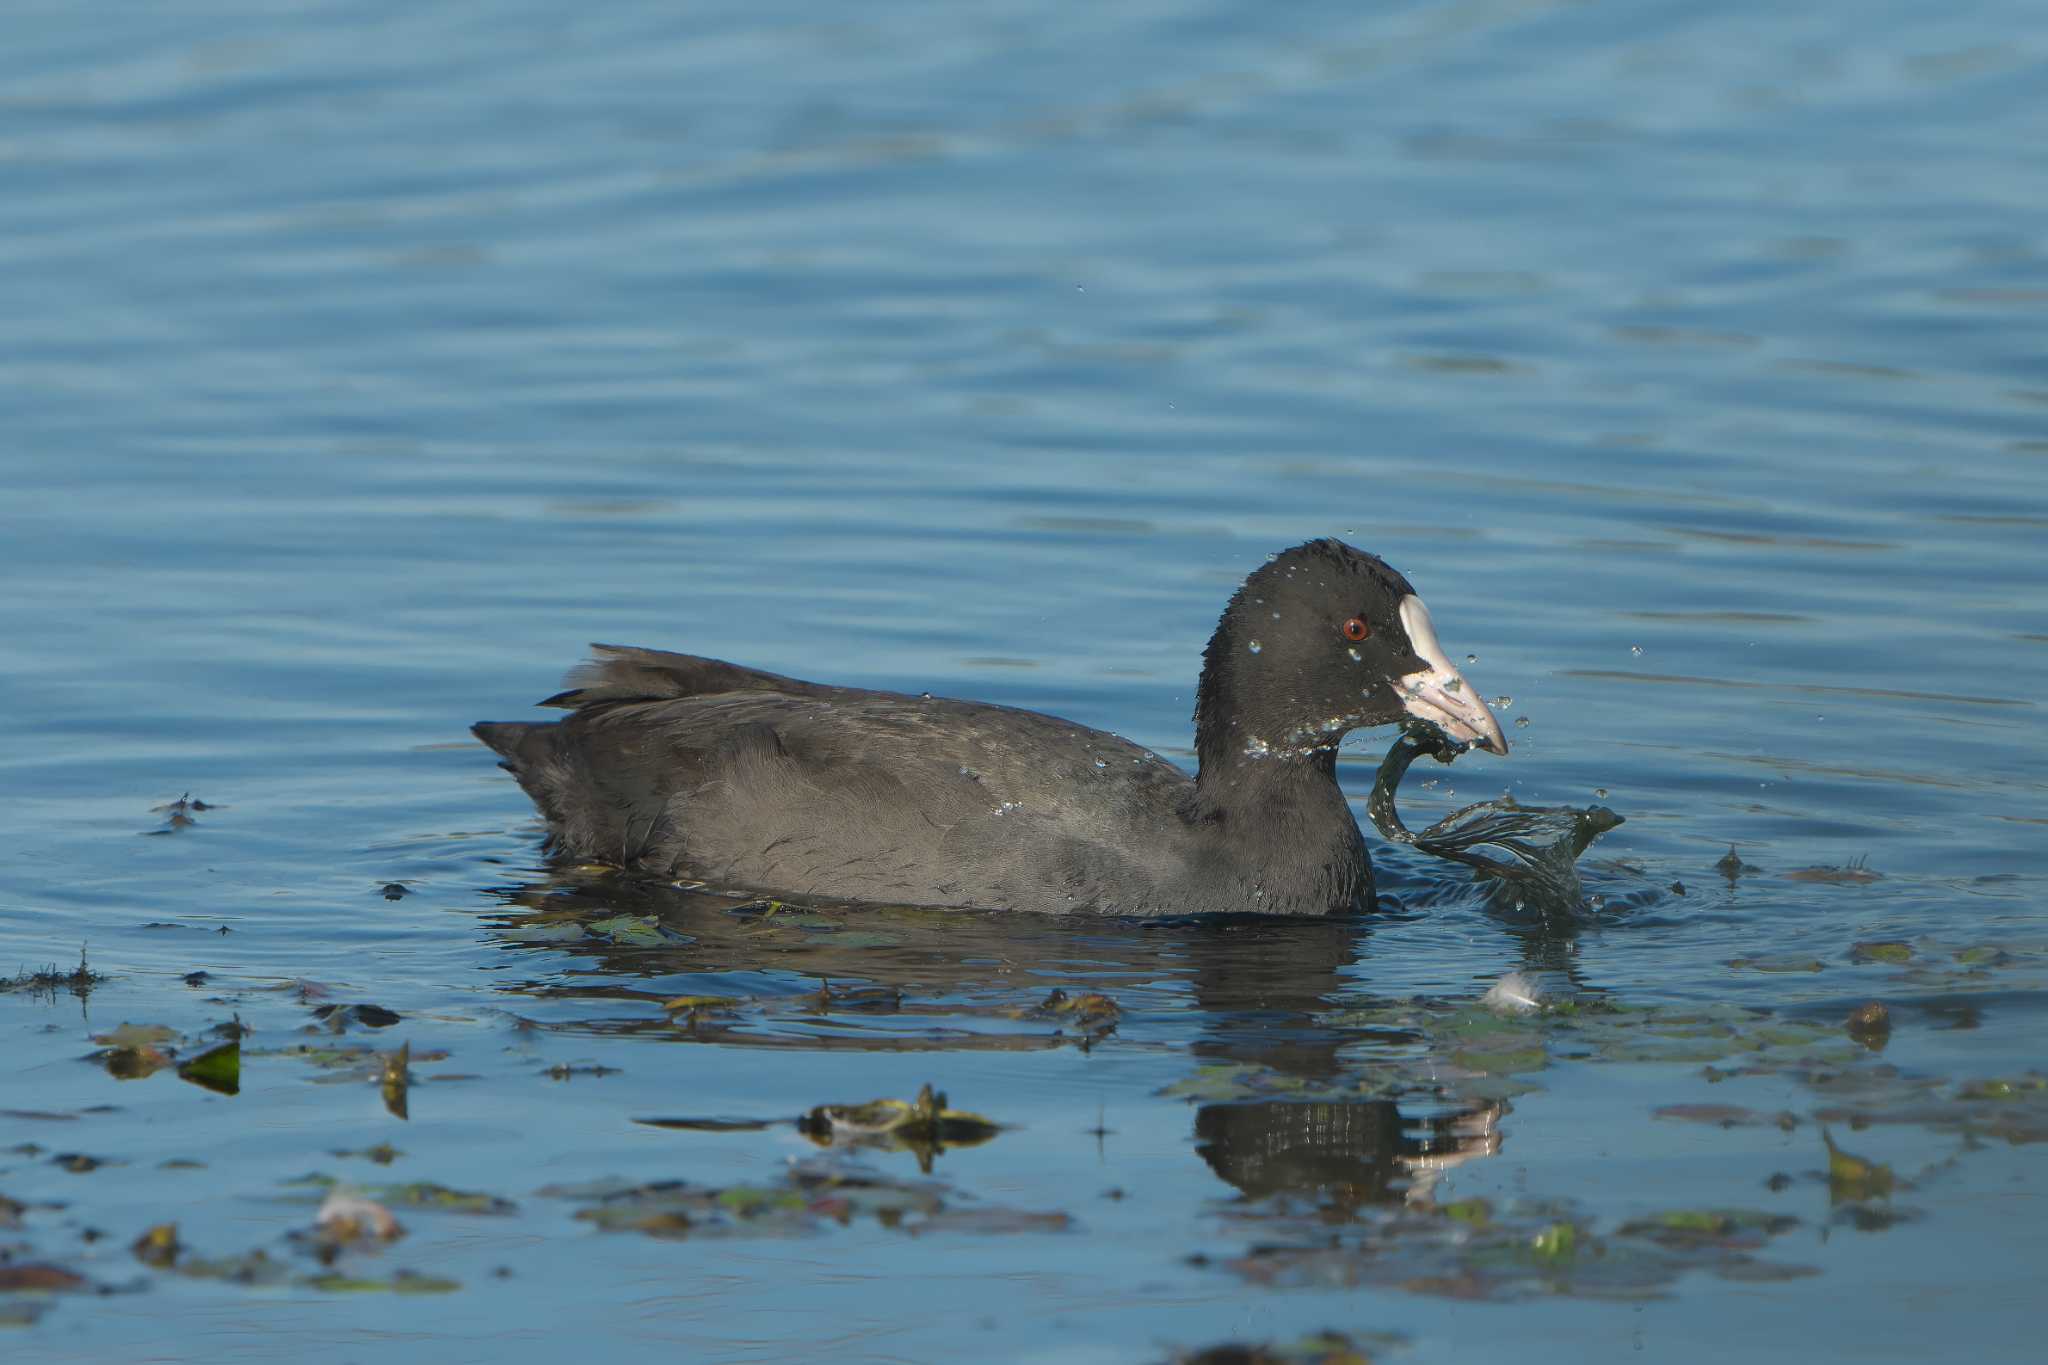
3,1,2045,1359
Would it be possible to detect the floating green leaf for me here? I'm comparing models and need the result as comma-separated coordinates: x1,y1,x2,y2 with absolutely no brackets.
177,1040,240,1096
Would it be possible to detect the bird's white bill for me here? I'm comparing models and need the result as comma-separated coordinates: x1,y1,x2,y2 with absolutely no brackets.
1394,595,1510,755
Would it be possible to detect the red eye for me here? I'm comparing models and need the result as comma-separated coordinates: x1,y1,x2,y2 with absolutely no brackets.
1342,616,1370,642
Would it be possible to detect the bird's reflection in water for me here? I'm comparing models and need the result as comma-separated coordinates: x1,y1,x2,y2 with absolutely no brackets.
478,869,1516,1204
1195,1100,1500,1210
1171,917,1503,1211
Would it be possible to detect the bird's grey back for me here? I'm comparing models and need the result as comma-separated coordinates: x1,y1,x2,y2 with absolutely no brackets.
477,647,1204,913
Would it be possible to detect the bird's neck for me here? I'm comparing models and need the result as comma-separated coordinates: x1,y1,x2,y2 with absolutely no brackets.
1191,746,1373,915
1193,741,1344,819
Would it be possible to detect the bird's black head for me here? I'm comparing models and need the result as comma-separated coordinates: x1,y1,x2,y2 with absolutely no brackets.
1193,539,1507,778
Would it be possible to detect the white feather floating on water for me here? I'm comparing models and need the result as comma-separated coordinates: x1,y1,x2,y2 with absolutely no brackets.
1481,972,1543,1015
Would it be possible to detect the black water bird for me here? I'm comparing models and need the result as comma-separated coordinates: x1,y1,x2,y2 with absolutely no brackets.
474,539,1506,916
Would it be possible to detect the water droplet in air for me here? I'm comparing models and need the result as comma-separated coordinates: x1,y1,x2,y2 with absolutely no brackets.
1594,788,1608,799
1093,759,1107,769
1491,695,1513,709
1514,715,1530,728
1629,645,1643,656
919,691,934,700
1466,653,1478,664
1247,640,1263,654
1271,611,1281,620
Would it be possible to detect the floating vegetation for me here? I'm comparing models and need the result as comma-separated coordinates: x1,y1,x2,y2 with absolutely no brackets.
299,1270,460,1294
1217,1194,1815,1301
1367,727,1622,915
1167,1330,1406,1364
309,1002,404,1031
638,1083,1004,1173
1785,856,1882,885
1714,845,1762,880
542,1159,1067,1241
796,1083,1002,1171
1,946,104,1000
1726,956,1825,973
282,1173,517,1217
1822,1129,1898,1201
1812,1072,2048,1146
381,1042,411,1120
584,914,688,948
1022,987,1122,1039
312,1191,405,1246
89,1023,240,1095
1846,1002,1892,1048
145,792,218,834
128,1218,458,1294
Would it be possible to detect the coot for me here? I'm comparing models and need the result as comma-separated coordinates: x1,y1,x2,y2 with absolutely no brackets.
475,539,1506,916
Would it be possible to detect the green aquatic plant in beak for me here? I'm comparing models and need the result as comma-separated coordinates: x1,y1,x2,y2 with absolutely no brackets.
1368,726,1622,913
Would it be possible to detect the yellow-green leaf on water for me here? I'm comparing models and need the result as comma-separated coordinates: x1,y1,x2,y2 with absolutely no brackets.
1529,1222,1577,1260
1822,1128,1895,1200
797,1083,1003,1171
715,1186,805,1217
1651,1210,1729,1232
370,1181,516,1216
1850,941,1912,965
1727,957,1825,974
381,1042,410,1121
661,995,738,1013
303,1270,459,1294
93,1024,178,1048
587,915,672,947
131,1222,181,1268
1441,1198,1492,1226
176,1040,240,1096
164,1248,290,1286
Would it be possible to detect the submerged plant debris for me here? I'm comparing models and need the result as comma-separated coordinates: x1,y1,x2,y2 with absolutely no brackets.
1218,1193,1815,1301
90,1023,240,1095
1,948,103,1000
282,1173,518,1217
541,1158,1068,1240
145,792,217,834
4,845,2041,1339
796,1083,1002,1170
638,1083,1004,1172
1367,728,1622,915
127,1217,459,1295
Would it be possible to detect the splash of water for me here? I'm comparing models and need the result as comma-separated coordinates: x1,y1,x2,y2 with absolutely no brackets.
1367,727,1623,915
